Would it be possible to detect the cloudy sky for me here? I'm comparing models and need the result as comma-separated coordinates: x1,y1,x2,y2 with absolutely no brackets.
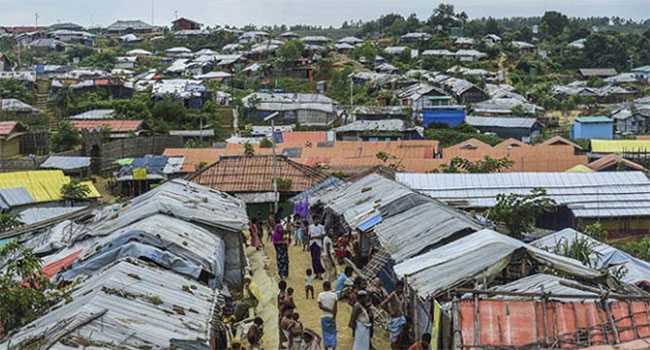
1,0,649,27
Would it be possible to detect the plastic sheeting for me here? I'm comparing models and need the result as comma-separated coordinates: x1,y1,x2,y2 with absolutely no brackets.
394,229,603,298
7,260,214,349
532,229,650,285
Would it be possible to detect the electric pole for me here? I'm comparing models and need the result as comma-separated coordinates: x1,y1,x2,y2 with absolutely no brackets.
35,13,40,28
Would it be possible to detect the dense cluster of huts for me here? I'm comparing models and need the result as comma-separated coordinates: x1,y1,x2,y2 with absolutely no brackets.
289,170,650,349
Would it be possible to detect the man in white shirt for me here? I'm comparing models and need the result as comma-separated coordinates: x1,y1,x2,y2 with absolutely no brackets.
308,215,326,279
318,281,338,350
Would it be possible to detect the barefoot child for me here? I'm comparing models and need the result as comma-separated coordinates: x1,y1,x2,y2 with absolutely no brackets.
305,269,315,299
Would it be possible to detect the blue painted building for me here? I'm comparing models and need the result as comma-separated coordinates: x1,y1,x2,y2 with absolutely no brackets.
570,116,613,140
422,105,466,127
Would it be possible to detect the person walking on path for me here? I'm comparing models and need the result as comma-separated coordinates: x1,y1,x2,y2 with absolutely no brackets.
250,217,262,250
322,228,337,283
382,280,409,350
350,291,373,350
308,216,326,279
272,223,290,279
318,281,338,350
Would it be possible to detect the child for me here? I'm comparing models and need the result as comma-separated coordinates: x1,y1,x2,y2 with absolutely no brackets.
305,269,315,299
293,215,303,246
286,287,295,306
301,219,310,251
247,317,264,349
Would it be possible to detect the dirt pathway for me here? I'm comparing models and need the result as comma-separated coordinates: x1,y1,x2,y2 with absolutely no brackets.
258,235,391,350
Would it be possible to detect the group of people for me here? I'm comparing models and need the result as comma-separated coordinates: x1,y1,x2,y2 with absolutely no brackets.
247,211,432,350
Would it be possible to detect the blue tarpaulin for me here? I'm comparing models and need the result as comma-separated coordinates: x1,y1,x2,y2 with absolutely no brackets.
422,105,466,127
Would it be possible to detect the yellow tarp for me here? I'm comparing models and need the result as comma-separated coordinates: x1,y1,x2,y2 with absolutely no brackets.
566,164,594,172
591,139,650,154
0,170,100,203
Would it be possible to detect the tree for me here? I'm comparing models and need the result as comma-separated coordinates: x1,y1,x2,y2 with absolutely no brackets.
151,97,187,131
80,49,117,70
582,222,608,242
277,40,305,68
622,237,650,261
61,179,91,201
488,188,557,238
427,4,467,29
53,84,76,117
0,241,54,331
540,11,568,39
0,212,23,232
583,31,629,71
0,79,30,102
244,141,255,157
432,156,514,173
49,120,82,152
259,137,273,148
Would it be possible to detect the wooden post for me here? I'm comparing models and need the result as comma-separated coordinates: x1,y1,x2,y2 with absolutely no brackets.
452,296,462,350
603,300,620,344
585,308,592,346
474,291,480,347
552,301,559,344
497,315,504,346
627,301,640,339
596,301,610,344
540,286,549,347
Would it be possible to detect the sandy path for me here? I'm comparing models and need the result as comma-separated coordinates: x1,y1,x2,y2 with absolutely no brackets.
257,235,391,350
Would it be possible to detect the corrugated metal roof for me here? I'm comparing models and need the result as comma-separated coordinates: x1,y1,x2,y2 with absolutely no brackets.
393,229,602,298
40,156,91,170
591,139,650,153
575,116,612,123
8,259,213,349
488,273,600,299
335,119,412,132
465,116,538,128
374,199,483,263
0,186,34,209
1,99,40,113
532,229,650,284
396,172,650,218
17,206,86,225
68,109,115,120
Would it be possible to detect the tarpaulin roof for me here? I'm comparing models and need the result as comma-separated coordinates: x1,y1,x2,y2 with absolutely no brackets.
374,199,483,263
393,229,603,298
316,173,414,230
397,172,650,218
289,176,347,203
7,259,214,349
532,229,650,285
40,156,91,170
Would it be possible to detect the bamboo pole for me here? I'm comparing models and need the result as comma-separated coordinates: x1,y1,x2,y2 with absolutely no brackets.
452,296,462,350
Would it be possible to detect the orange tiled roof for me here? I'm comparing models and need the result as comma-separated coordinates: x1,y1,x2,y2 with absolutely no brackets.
163,148,222,173
191,155,327,193
0,121,19,137
281,131,328,145
71,120,144,133
540,136,583,150
587,154,647,172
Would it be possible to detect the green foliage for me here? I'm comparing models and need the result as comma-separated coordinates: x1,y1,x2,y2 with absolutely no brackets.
424,124,503,148
244,141,255,157
583,31,630,71
0,79,31,103
151,97,187,132
510,104,528,117
581,222,608,242
277,40,305,68
276,178,293,190
331,170,347,179
431,156,514,173
60,179,91,200
427,4,468,29
350,43,378,63
65,45,95,61
554,235,602,268
49,120,82,152
194,161,208,172
259,137,273,148
488,188,557,237
375,151,404,171
540,11,569,39
0,212,24,232
80,49,117,70
0,241,54,331
621,237,650,261
53,84,77,116
586,76,606,88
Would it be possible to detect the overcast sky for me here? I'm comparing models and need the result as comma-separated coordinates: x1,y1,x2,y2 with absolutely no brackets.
1,0,649,27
